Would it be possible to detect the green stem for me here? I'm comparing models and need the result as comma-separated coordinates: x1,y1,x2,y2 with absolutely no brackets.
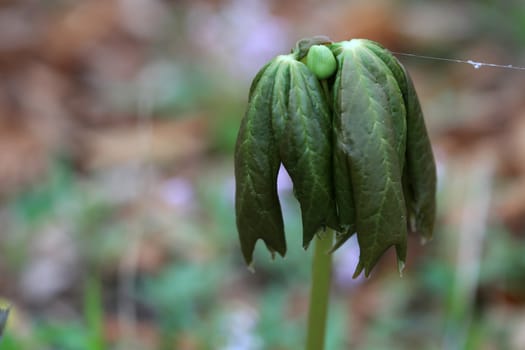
306,229,334,350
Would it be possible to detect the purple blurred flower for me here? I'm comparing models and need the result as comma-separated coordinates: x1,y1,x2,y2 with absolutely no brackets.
277,165,293,194
159,177,195,209
186,0,291,79
333,235,364,289
0,307,9,338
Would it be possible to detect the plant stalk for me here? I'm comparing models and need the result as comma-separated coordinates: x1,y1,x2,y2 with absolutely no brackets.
306,229,334,350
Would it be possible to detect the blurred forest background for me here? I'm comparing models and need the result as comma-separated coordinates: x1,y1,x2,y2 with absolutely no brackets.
1,0,525,349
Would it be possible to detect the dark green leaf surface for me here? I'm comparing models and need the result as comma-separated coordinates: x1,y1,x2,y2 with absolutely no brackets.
235,61,286,265
271,57,292,143
401,64,437,240
382,70,407,166
330,52,356,251
363,40,426,235
362,40,408,96
272,56,339,248
331,45,407,253
332,41,407,276
357,46,407,165
249,60,273,100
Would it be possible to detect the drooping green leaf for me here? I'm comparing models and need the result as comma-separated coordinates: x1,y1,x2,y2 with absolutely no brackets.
330,49,356,251
359,45,407,165
271,56,339,248
235,60,286,265
331,43,408,253
363,40,437,240
331,40,407,277
400,64,437,241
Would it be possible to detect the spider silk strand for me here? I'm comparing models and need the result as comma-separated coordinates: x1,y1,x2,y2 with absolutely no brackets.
392,51,525,71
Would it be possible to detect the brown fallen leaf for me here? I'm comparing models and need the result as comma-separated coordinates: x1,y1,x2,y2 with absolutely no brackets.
500,111,525,177
318,1,402,48
0,120,50,196
104,316,160,348
494,178,525,234
42,0,120,68
79,117,209,171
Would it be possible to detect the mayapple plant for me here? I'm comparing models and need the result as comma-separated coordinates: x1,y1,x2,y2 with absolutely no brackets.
234,36,436,349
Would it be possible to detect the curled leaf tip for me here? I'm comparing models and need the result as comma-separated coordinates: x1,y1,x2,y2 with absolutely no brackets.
352,260,365,279
398,260,406,278
329,231,355,254
420,236,429,246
